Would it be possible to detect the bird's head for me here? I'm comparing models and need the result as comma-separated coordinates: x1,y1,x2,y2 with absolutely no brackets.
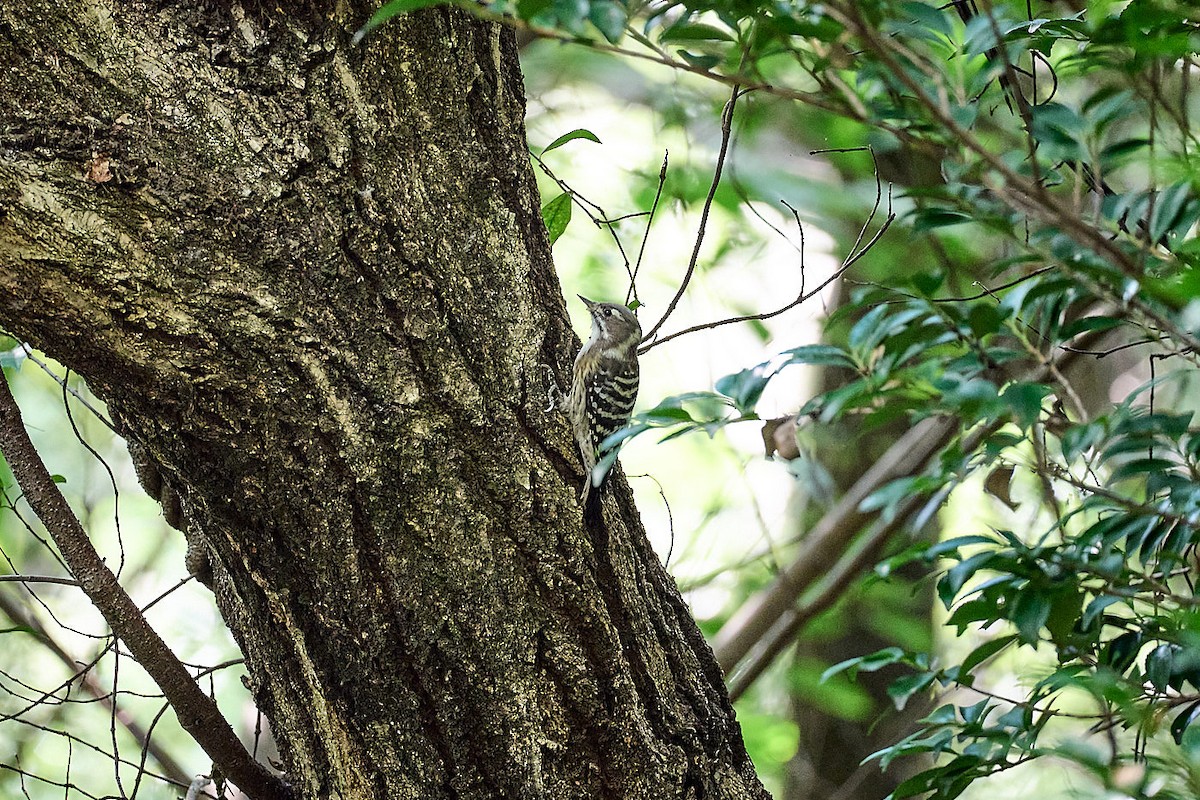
579,296,642,352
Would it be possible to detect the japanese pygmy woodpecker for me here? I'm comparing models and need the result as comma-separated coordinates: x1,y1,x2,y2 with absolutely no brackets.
559,296,642,505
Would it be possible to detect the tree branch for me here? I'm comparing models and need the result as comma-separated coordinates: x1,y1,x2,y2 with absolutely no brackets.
0,377,290,800
640,86,743,347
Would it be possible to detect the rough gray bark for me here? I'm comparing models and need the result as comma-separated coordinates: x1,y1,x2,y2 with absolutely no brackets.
0,3,768,799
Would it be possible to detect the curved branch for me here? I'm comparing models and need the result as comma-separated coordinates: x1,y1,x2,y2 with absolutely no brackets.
0,378,289,800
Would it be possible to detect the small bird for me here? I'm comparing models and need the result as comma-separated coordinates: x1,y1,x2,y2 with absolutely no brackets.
559,295,642,507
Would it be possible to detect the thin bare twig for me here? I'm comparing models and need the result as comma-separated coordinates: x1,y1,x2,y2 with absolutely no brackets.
0,573,78,585
629,472,676,567
18,345,117,433
0,589,192,787
627,151,669,308
531,150,636,271
60,369,127,577
640,86,745,346
640,150,895,354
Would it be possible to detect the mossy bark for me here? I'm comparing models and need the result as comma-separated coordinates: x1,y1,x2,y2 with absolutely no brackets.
0,3,768,798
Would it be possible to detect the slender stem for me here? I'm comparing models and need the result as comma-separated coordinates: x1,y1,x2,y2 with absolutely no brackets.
641,87,743,345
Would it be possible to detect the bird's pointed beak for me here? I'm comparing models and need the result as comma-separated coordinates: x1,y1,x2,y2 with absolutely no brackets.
578,295,597,310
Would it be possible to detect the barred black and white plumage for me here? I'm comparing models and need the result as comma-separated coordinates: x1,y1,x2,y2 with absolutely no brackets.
565,296,641,505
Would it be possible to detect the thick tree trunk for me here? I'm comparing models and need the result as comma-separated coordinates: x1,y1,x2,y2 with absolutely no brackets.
0,4,768,799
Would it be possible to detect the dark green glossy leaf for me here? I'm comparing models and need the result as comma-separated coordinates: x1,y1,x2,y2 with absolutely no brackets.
959,634,1018,676
1146,643,1176,691
821,646,909,683
938,551,997,609
1011,589,1051,645
676,50,722,69
887,671,936,710
1058,315,1126,339
640,406,694,424
1081,595,1122,631
1102,630,1143,674
911,208,971,233
1001,382,1051,428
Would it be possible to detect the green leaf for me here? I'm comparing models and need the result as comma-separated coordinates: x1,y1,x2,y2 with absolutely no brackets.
966,303,1007,337
912,208,972,233
859,476,924,520
1146,643,1176,691
886,671,935,710
1110,457,1180,482
517,0,554,16
660,22,735,42
1099,138,1150,166
1001,382,1051,428
0,337,26,370
598,422,651,453
1102,630,1143,674
897,1,954,38
1060,422,1104,461
351,0,447,45
1149,181,1198,245
821,646,909,683
960,634,1018,675
947,598,1001,631
911,272,945,297
778,344,856,369
676,50,721,69
542,128,602,154
639,406,694,424
1030,102,1086,159
1081,594,1122,631
588,2,626,43
1058,315,1125,339
715,365,771,414
924,534,1000,560
541,193,572,245
1011,589,1051,645
938,551,997,609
